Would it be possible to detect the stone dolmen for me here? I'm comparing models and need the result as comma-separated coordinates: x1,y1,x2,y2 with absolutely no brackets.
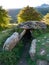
3,21,47,51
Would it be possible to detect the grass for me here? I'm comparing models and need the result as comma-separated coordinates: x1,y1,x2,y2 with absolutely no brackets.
0,40,24,65
0,25,49,65
26,54,36,65
36,33,49,61
0,27,23,47
0,28,24,65
26,29,45,65
26,26,49,65
26,33,49,65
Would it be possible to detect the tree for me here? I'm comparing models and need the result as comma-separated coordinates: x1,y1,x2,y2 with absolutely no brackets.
43,13,49,25
17,6,41,24
0,6,11,28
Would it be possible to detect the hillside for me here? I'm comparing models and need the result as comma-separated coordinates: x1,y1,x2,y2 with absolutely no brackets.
37,4,49,8
8,9,21,23
36,4,49,15
8,4,49,23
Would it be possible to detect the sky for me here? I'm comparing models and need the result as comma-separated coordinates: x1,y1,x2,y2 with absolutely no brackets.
0,0,49,9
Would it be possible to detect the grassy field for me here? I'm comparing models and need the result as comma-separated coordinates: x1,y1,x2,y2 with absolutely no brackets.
0,28,24,65
36,33,49,61
0,25,49,65
26,33,49,65
26,26,49,65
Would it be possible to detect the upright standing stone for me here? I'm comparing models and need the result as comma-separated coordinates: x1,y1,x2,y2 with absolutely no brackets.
29,39,36,60
3,32,19,51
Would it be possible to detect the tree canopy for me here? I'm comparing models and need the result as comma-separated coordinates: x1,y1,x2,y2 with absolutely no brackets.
17,6,42,24
43,13,49,25
0,6,11,28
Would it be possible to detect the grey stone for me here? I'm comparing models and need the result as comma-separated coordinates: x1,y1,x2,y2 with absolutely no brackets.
20,30,26,39
42,43,45,45
40,49,46,56
18,21,46,29
44,36,47,39
37,60,48,65
37,40,40,42
3,32,20,51
29,39,36,60
47,54,49,57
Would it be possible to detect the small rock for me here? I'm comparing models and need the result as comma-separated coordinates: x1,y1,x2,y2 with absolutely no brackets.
46,40,49,43
47,54,49,57
47,39,49,41
37,60,48,65
40,50,46,56
42,43,45,45
38,40,40,42
44,36,47,39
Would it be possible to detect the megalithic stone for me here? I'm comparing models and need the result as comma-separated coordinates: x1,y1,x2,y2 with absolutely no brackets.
29,39,36,60
19,30,26,39
3,32,20,51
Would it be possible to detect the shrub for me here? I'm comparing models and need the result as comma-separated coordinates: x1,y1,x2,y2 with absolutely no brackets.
17,6,42,24
0,40,24,65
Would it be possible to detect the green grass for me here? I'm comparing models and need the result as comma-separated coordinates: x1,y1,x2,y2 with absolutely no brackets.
25,26,49,65
26,33,49,64
36,33,49,61
0,27,23,46
26,54,36,65
0,29,14,47
0,40,24,65
0,28,24,65
0,25,49,65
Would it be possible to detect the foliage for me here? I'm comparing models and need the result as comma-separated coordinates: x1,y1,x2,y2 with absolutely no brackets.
0,28,23,47
43,13,49,25
8,6,49,23
0,41,24,65
0,25,49,65
0,28,24,65
36,33,49,61
0,29,14,47
26,54,36,65
17,6,42,24
0,6,11,29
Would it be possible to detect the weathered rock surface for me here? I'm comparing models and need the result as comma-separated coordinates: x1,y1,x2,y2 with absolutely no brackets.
40,48,46,56
18,21,46,29
20,30,26,39
37,60,48,65
3,32,19,51
29,34,49,65
29,39,36,60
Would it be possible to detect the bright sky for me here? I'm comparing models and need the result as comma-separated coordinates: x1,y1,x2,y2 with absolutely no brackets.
0,0,49,9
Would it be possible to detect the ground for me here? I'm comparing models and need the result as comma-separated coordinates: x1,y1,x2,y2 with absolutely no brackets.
36,33,49,61
0,26,49,65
